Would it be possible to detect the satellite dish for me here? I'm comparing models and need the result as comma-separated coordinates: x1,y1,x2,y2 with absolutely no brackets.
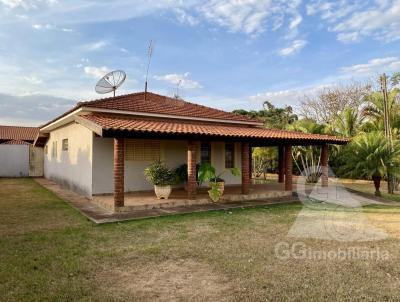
95,70,126,97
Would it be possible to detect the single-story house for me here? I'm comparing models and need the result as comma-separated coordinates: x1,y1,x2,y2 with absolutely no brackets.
0,125,43,177
37,91,348,211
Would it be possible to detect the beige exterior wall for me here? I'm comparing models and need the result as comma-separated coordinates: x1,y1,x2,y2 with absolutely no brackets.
92,139,242,195
44,123,93,197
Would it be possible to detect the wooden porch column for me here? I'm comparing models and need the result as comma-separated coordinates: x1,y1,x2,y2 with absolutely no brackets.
284,144,292,191
321,144,329,187
241,142,250,194
278,145,285,183
113,138,125,207
187,140,197,198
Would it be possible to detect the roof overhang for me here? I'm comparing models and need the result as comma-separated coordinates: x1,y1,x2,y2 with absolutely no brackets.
80,114,350,146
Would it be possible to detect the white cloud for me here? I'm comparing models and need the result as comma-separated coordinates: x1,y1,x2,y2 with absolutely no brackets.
198,0,303,35
154,72,202,89
0,0,32,9
0,92,74,126
308,0,400,43
82,40,108,51
278,39,307,56
175,8,198,26
32,23,73,32
84,66,110,79
22,75,42,84
340,56,400,76
0,0,55,10
200,0,271,34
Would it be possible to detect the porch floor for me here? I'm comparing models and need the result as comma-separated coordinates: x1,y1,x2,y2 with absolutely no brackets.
93,183,291,212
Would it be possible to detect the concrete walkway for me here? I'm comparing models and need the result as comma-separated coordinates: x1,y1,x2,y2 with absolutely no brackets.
34,178,299,224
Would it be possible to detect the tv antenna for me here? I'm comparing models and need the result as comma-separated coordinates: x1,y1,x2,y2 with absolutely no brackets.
144,40,154,94
95,70,126,97
174,80,182,99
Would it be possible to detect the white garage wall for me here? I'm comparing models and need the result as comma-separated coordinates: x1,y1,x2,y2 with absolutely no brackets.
0,145,29,177
92,138,242,195
44,123,93,197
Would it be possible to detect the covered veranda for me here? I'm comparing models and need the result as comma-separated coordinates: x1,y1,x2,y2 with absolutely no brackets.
79,113,349,212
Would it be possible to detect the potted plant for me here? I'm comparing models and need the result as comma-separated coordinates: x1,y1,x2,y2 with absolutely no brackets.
144,160,176,199
197,163,241,202
174,163,188,190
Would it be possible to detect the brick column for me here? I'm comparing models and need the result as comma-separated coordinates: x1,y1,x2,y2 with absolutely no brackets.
284,144,292,191
321,144,329,187
187,140,197,198
278,145,285,183
241,142,250,194
114,138,124,207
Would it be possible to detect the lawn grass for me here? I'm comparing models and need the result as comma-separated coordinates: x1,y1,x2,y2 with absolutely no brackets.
340,179,400,203
1,178,400,301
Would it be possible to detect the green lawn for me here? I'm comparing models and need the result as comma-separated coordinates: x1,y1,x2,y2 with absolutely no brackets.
2,178,400,301
340,179,400,203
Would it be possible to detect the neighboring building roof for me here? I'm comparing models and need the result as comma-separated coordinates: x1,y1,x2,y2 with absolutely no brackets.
0,125,39,142
41,91,262,130
0,139,31,145
80,113,349,144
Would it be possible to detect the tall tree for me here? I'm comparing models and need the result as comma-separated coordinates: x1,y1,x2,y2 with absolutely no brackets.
299,82,371,124
339,131,400,196
233,100,298,129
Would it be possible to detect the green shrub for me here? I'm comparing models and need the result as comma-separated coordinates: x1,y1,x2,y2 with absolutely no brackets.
144,160,176,186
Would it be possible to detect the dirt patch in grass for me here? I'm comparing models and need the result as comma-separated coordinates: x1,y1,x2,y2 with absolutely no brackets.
95,259,235,301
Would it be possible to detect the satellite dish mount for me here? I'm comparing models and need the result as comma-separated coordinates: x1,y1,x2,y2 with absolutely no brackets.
95,70,126,97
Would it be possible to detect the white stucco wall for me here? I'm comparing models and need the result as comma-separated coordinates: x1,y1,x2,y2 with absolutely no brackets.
0,145,29,177
210,142,242,185
92,138,242,195
44,123,93,197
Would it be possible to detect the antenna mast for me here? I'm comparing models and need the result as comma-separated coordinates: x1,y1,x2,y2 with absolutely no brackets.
144,40,154,101
174,80,182,99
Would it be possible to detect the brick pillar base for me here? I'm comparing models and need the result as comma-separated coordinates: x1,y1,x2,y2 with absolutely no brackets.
321,144,329,187
114,138,125,207
285,144,292,191
278,145,285,183
187,140,197,198
241,142,250,194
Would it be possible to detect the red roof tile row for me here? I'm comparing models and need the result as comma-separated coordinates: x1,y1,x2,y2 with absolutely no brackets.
0,125,39,141
78,92,260,124
0,139,31,145
82,114,349,144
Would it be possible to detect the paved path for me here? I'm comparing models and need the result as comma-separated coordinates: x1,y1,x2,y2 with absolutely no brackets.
34,178,299,224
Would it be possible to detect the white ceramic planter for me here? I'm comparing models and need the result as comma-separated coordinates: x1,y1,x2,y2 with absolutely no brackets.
154,185,172,199
216,182,225,195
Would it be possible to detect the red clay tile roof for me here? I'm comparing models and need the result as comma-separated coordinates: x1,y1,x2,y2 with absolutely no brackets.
0,125,39,142
81,114,349,144
77,92,260,124
1,139,31,145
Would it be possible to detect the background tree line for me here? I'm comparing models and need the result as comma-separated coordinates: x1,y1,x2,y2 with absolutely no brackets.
233,73,400,196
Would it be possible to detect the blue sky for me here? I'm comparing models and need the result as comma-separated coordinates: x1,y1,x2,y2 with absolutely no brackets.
0,0,400,126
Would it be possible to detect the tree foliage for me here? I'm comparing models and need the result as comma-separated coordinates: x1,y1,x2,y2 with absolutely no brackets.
299,82,371,124
234,100,298,129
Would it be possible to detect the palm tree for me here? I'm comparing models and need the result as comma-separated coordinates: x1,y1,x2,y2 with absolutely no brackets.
340,131,400,196
328,106,364,137
361,88,400,135
287,119,326,183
